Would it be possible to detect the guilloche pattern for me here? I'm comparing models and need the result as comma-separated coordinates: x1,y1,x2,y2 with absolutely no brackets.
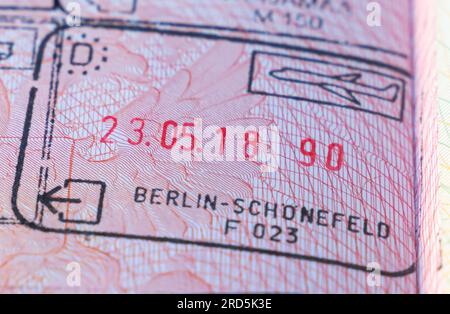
0,0,422,293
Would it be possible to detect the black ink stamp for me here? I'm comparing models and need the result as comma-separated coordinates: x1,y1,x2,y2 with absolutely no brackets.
12,22,414,278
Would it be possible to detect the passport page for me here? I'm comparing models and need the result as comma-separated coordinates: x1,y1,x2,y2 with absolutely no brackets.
0,0,428,293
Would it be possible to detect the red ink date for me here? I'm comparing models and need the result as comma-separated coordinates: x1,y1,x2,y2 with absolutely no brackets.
99,117,344,170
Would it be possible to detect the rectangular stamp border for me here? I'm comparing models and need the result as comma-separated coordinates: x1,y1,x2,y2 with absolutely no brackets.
0,18,58,224
11,21,415,278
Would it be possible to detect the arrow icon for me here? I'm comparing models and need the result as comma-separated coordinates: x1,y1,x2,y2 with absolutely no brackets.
38,185,82,215
37,179,106,225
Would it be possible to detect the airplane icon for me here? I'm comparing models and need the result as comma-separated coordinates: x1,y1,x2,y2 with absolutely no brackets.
269,67,400,106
